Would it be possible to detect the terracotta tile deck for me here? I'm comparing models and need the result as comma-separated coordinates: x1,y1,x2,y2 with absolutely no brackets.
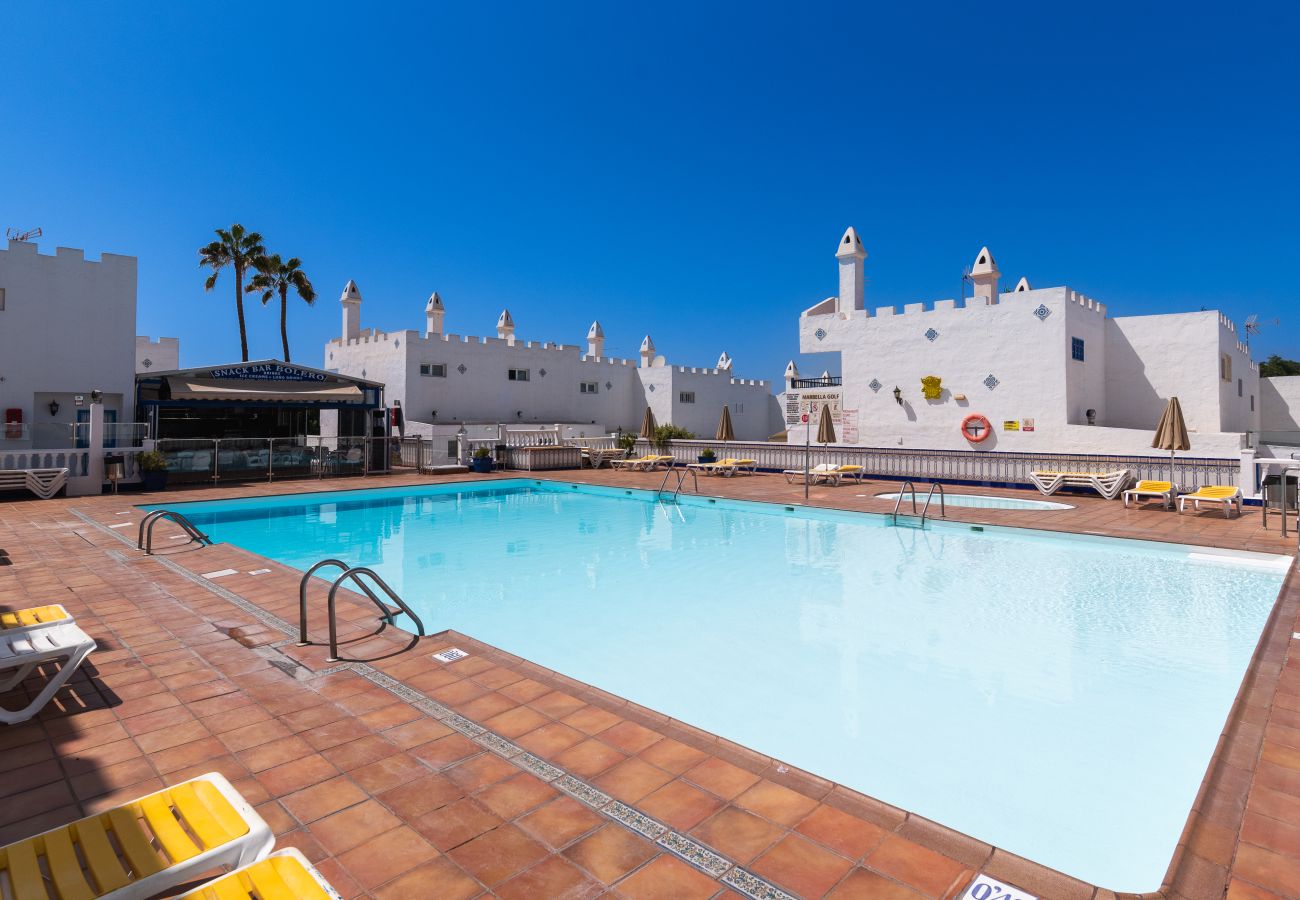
1,469,1298,899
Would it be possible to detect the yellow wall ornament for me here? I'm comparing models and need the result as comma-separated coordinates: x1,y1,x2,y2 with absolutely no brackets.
920,375,943,400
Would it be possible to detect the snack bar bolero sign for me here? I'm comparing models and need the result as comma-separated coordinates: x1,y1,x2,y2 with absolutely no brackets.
206,364,328,382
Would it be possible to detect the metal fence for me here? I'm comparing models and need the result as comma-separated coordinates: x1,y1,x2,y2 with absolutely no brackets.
638,439,1243,489
154,436,392,484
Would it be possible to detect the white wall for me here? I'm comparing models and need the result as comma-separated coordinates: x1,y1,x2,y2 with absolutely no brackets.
136,336,180,373
1260,376,1300,432
0,240,137,449
325,298,782,440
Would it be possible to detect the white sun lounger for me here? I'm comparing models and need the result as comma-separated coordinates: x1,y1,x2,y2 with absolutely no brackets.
0,612,96,724
0,467,69,500
1028,469,1131,501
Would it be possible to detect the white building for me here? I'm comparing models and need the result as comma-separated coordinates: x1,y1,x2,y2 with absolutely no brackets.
136,336,180,373
0,239,139,448
787,228,1258,457
324,282,782,440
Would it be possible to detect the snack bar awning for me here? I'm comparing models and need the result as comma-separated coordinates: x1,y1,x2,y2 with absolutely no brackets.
165,377,365,403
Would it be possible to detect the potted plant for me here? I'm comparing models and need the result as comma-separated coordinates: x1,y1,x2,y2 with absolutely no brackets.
471,446,494,474
698,447,717,465
617,432,639,457
137,450,169,491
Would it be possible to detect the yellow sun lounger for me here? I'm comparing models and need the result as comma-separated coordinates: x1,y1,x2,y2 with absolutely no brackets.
1122,480,1176,509
1,607,95,724
1177,485,1242,517
179,848,339,900
0,773,274,899
782,464,863,485
0,604,72,633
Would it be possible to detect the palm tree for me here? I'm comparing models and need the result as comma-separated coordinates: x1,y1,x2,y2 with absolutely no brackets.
198,224,265,361
247,254,316,362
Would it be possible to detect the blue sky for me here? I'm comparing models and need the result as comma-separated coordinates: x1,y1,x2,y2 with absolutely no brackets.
4,2,1297,383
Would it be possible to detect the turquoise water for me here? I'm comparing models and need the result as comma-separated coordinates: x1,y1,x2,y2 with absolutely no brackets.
875,491,1074,510
148,480,1289,890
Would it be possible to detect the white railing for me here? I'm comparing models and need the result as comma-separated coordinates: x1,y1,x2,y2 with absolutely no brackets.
637,439,1243,489
1,448,94,478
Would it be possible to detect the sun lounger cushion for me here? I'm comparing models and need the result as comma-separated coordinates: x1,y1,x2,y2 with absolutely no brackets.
178,848,337,900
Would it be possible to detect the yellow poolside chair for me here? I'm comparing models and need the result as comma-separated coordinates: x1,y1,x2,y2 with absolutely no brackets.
610,454,655,470
1122,480,1176,509
0,773,273,899
179,848,339,899
1178,485,1243,517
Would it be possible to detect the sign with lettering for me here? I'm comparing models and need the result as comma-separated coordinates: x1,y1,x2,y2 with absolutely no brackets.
1022,418,1035,432
206,363,328,382
840,409,859,443
1002,420,1020,432
959,875,1036,900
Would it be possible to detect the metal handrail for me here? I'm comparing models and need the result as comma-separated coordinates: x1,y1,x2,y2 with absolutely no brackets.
891,481,918,524
298,559,394,645
137,509,212,554
920,482,946,524
299,562,427,662
657,465,697,502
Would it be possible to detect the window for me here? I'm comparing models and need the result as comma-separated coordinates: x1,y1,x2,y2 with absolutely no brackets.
0,288,5,310
446,440,458,458
679,392,695,404
419,363,446,377
1221,354,1232,382
1238,377,1243,397
580,382,598,394
1071,337,1085,361
1251,395,1256,412
507,368,529,382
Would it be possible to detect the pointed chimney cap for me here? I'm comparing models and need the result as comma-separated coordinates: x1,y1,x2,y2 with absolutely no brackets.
836,226,867,260
784,360,800,377
716,350,732,368
341,280,362,302
640,335,655,353
1014,276,1031,292
821,370,831,379
587,320,604,338
426,291,443,310
970,246,999,276
497,309,514,328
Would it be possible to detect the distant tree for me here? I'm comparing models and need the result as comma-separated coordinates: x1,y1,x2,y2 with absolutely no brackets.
198,225,265,362
247,254,316,362
1260,355,1300,377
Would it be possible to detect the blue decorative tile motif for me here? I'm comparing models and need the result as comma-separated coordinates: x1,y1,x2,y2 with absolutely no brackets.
869,379,882,393
814,327,827,341
1033,304,1050,321
925,327,939,342
457,363,467,374
984,374,1000,390
722,868,797,900
538,368,547,377
659,832,731,875
648,384,656,392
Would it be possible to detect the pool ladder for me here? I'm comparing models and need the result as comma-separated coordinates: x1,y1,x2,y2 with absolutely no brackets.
891,481,946,526
299,559,427,662
656,464,698,503
137,510,213,554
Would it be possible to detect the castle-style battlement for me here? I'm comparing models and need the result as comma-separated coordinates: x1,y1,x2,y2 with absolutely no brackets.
3,239,136,270
806,286,1105,323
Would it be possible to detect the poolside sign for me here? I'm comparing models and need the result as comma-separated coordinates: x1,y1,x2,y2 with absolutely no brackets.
960,876,1035,900
959,875,1036,900
432,647,469,663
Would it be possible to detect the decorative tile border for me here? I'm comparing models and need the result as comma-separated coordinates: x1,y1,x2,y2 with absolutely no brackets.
723,867,798,900
514,752,564,782
606,801,668,840
659,831,730,876
473,731,523,757
444,714,486,737
555,775,613,809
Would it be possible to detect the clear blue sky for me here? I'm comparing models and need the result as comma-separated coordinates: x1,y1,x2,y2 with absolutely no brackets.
4,2,1297,383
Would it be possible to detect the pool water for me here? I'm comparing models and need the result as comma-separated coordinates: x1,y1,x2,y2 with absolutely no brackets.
150,480,1289,890
875,491,1074,510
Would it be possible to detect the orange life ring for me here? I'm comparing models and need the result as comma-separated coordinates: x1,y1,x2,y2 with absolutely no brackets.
961,414,991,443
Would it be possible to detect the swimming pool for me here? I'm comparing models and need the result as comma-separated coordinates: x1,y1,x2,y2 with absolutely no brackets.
150,480,1290,890
875,491,1074,510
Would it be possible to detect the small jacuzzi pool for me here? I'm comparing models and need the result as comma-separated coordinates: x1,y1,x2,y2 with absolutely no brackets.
875,491,1073,510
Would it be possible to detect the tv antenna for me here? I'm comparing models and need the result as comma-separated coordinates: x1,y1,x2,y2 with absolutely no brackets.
1243,314,1278,351
960,265,972,303
5,226,42,242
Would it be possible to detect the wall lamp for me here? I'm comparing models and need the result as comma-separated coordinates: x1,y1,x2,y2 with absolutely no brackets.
90,389,103,404
893,386,903,406
48,400,60,416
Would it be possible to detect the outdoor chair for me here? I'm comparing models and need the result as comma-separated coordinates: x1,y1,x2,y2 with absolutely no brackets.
0,605,96,724
1177,485,1243,517
178,848,337,900
1122,480,1176,509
